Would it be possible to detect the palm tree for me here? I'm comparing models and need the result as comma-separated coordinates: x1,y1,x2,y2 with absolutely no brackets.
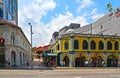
107,3,113,12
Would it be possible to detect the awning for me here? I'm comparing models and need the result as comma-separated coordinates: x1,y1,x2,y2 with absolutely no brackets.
44,53,57,57
0,43,5,47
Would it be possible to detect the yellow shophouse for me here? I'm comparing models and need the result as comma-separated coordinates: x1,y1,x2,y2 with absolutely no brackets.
51,33,120,67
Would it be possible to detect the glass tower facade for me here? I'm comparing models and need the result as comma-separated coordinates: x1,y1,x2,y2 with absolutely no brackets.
0,0,18,25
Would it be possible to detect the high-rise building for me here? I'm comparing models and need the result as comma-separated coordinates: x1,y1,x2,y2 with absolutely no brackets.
0,0,18,25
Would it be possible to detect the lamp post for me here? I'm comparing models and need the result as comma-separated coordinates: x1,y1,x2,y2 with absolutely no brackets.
28,23,33,68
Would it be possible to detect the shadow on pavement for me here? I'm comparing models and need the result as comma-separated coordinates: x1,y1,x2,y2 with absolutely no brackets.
0,66,54,70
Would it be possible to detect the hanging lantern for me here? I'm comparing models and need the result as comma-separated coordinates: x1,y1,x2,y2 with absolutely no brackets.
0,38,5,43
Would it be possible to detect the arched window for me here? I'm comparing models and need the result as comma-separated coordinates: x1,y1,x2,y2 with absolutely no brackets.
107,41,112,50
74,40,79,49
64,41,69,50
0,8,3,18
99,41,104,50
83,40,88,50
11,51,16,65
91,40,96,50
11,32,15,45
114,41,119,50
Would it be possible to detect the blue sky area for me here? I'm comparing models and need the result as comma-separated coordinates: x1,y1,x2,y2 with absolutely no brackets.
18,0,120,47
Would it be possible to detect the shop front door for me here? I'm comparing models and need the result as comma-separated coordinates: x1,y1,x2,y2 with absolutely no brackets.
107,55,118,67
0,48,5,67
63,56,69,67
91,56,102,67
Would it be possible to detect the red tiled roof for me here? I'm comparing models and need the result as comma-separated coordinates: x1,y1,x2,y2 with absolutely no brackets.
0,19,19,28
34,45,50,52
7,22,17,27
0,19,7,24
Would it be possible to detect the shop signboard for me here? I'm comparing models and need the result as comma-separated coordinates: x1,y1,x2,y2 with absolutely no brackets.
44,53,57,57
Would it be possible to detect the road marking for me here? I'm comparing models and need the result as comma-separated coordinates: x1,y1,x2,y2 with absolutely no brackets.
74,77,81,78
110,75,120,77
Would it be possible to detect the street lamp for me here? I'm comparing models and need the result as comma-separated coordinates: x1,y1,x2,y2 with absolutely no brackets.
28,23,33,68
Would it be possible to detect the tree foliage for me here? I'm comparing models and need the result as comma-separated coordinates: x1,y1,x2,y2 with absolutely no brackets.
107,3,113,12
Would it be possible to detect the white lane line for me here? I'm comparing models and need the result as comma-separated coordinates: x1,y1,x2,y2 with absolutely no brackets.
74,77,81,78
110,75,120,77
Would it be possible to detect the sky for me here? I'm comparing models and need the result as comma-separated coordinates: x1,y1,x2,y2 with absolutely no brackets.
18,0,120,47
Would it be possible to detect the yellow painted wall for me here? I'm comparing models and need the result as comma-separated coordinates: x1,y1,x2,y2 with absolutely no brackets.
106,38,120,52
61,37,70,52
90,53,104,60
74,36,88,52
89,37,104,52
74,53,88,59
106,53,119,60
52,36,120,54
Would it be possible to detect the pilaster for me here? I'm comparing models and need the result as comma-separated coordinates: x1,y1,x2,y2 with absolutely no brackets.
69,33,74,67
103,52,107,67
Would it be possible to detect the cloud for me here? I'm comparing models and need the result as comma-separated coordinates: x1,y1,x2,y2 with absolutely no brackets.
65,6,69,11
76,0,93,12
18,0,56,46
33,11,88,46
89,8,104,21
46,11,88,31
78,8,104,22
18,0,103,47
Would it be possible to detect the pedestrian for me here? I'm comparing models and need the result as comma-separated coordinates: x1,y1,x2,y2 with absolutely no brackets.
51,59,54,66
63,61,65,66
85,61,88,67
8,62,10,67
39,60,41,66
26,62,29,66
60,60,63,67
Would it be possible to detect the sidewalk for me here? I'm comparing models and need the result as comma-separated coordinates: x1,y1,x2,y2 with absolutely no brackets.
55,67,120,69
53,67,120,72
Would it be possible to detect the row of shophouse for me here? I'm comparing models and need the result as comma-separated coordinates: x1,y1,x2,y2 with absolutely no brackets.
1,0,120,68
33,6,120,67
44,6,120,67
33,45,50,61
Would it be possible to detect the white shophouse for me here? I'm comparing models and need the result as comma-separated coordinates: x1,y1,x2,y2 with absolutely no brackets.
0,19,31,67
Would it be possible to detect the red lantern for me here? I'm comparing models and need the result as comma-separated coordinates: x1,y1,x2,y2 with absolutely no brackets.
0,38,5,43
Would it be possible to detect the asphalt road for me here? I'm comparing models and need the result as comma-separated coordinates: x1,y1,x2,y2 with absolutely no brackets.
0,68,120,78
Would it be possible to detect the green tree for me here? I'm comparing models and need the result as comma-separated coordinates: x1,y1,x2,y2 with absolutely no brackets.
107,3,113,12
